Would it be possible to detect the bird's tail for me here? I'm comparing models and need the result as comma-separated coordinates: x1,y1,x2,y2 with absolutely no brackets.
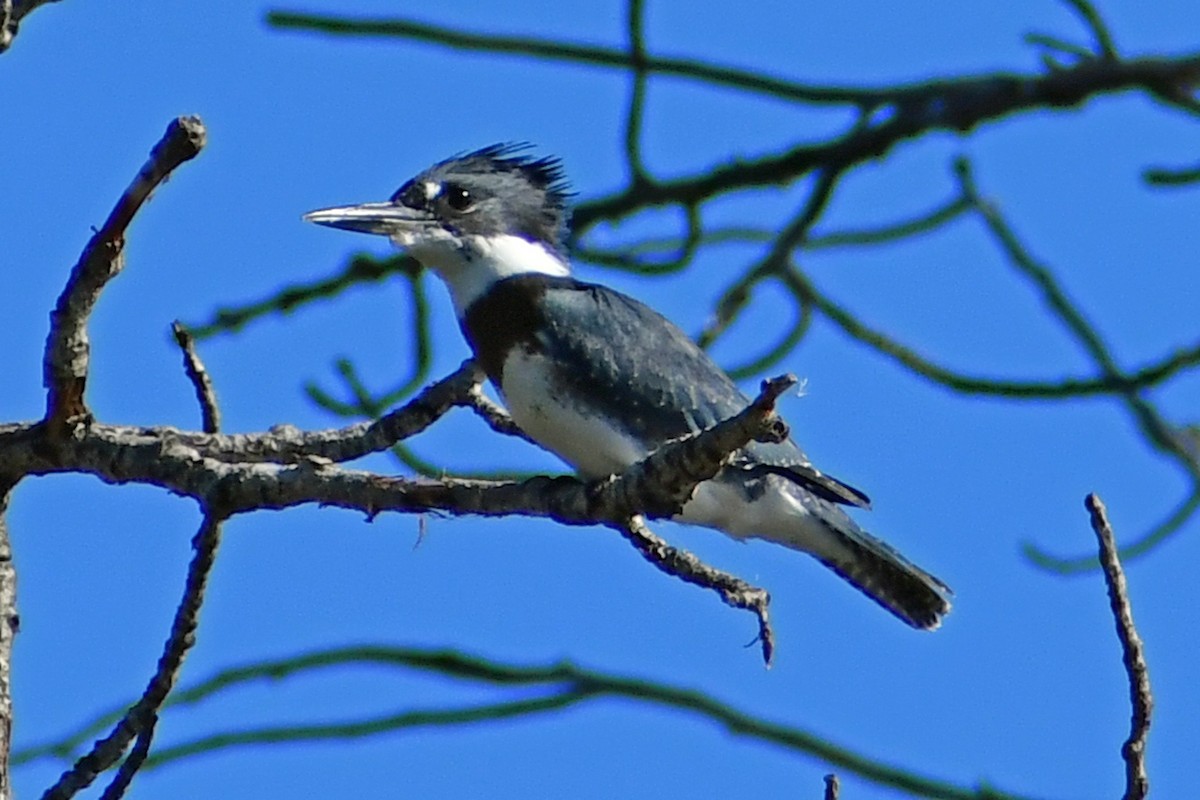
815,521,952,630
682,476,951,627
820,525,950,633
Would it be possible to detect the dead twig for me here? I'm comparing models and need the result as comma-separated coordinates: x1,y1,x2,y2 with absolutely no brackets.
1085,494,1152,800
171,322,220,434
42,117,206,434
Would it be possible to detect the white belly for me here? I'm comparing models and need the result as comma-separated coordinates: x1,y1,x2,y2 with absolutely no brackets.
499,349,646,479
498,349,847,563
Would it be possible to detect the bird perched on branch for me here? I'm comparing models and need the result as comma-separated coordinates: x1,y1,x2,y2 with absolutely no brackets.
305,144,951,629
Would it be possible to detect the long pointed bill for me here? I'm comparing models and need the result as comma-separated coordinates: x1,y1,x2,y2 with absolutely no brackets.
303,202,434,237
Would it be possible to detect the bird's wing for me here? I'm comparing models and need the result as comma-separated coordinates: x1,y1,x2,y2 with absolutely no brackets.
463,275,869,508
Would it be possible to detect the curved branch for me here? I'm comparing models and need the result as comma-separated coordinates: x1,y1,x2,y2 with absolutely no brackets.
19,644,1043,800
188,253,413,340
42,117,205,431
266,10,886,106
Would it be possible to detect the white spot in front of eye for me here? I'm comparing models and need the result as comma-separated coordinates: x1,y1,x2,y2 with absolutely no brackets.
423,181,441,201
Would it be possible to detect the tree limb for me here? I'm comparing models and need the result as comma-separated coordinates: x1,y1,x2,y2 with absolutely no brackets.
42,117,205,435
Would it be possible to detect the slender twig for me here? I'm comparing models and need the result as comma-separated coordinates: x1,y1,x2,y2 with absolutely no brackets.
42,513,225,800
18,644,1041,800
697,168,840,350
1024,32,1096,63
576,204,704,275
1085,494,1152,800
172,360,484,465
463,382,534,443
266,10,900,107
623,0,650,184
806,194,972,250
266,11,1200,121
304,270,433,419
171,322,220,434
1143,160,1200,186
955,161,1115,376
42,117,206,431
96,723,154,800
189,252,413,339
786,259,1200,400
956,160,1200,567
575,186,967,269
1059,0,1117,59
621,516,774,665
724,276,813,379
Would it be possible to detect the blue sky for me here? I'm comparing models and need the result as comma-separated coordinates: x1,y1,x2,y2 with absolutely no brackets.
4,1,1200,798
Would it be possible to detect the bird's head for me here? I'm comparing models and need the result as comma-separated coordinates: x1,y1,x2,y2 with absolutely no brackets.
305,144,573,311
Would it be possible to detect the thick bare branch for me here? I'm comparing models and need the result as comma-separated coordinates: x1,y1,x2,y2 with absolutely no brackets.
1085,494,1152,800
2,376,794,668
3,375,793,522
570,54,1200,229
265,11,1200,232
42,117,206,433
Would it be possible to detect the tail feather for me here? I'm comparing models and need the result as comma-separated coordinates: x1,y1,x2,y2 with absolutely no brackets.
818,523,952,630
680,475,951,628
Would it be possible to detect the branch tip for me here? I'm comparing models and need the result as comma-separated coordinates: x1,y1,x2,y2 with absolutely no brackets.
43,116,207,431
172,322,221,434
1085,493,1152,800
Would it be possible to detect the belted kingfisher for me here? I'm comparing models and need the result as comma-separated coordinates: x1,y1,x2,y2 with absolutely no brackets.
305,144,951,629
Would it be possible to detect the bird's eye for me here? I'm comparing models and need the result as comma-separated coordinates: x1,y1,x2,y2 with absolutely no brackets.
445,184,473,211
